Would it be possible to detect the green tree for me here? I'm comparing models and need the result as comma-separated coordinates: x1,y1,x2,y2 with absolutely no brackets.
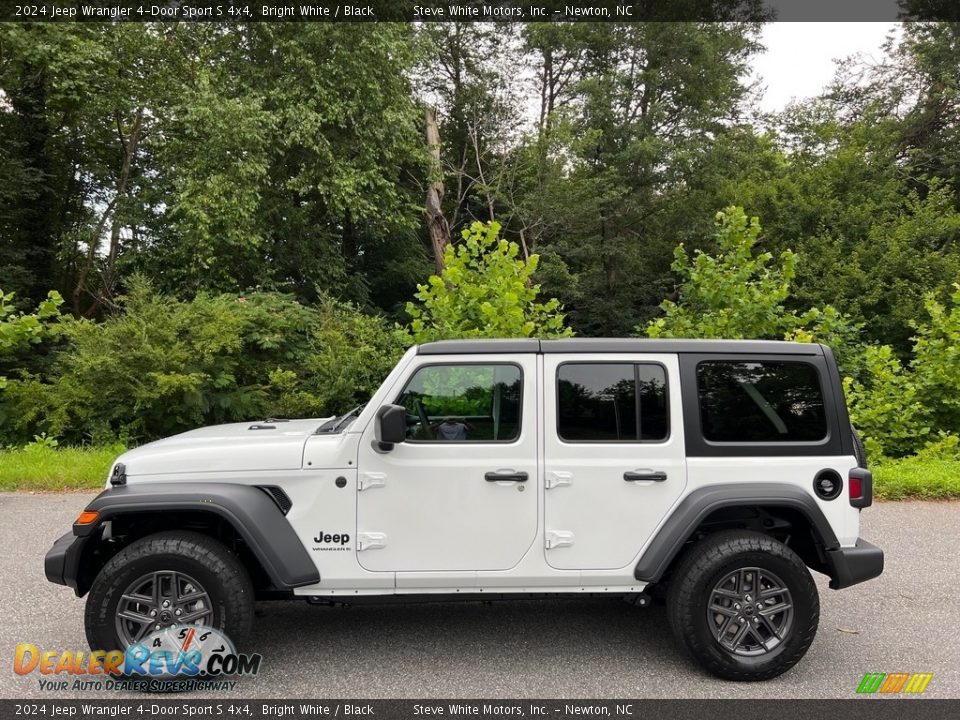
642,207,853,349
406,221,573,343
510,22,765,335
0,289,64,390
1,281,408,445
846,284,960,458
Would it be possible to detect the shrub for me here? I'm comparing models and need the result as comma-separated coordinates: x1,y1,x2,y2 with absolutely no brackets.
641,207,858,363
1,280,409,445
847,285,960,458
406,221,573,343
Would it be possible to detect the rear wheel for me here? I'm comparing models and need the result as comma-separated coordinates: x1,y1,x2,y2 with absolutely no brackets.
666,530,819,681
85,531,254,652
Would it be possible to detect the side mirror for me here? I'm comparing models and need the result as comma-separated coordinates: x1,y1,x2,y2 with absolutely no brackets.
374,404,407,452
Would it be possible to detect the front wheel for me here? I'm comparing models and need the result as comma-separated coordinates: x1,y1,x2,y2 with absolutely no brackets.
666,530,819,681
85,531,254,652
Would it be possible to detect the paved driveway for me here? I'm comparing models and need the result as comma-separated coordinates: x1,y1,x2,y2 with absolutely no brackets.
1,493,957,698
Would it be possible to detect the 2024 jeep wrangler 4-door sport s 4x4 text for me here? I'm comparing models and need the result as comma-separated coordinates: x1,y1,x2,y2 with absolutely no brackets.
45,339,883,680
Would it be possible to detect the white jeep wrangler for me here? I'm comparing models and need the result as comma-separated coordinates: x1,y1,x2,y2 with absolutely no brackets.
46,339,882,680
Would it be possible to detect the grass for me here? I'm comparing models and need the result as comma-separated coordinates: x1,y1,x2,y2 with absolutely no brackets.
873,456,960,500
0,444,124,491
0,444,958,498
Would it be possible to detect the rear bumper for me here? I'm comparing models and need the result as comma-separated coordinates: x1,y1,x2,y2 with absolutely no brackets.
827,538,884,589
44,531,87,596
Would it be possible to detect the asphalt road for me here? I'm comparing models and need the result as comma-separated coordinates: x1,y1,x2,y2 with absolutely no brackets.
1,492,958,699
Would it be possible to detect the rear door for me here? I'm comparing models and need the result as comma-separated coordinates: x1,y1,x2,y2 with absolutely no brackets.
542,353,687,570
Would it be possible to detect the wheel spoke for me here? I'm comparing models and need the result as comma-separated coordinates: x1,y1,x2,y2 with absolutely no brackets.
118,609,153,625
121,592,154,605
132,620,155,643
758,601,792,616
746,623,768,648
729,621,750,648
709,602,739,617
716,615,735,642
179,608,213,624
757,613,782,641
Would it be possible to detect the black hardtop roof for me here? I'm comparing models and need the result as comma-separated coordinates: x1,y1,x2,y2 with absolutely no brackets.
416,338,825,356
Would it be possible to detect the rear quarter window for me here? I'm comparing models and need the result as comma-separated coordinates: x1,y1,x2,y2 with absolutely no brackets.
696,361,827,443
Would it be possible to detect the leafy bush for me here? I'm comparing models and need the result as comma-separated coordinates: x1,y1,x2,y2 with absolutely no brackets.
0,289,64,390
1,281,409,445
847,285,960,458
641,207,858,361
407,221,573,343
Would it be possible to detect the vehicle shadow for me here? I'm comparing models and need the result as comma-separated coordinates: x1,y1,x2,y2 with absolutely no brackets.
245,597,689,697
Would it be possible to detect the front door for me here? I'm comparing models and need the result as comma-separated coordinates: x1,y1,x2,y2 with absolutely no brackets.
542,353,687,570
356,357,538,573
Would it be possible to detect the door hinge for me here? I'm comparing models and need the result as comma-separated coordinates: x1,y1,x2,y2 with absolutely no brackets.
358,472,386,491
545,470,573,489
545,530,575,549
357,532,387,551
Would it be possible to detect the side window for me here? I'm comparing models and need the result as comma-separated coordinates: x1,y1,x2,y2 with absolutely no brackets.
396,364,522,443
557,363,668,442
697,361,827,443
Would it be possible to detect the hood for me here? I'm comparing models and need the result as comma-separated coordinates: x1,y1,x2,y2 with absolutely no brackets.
116,418,333,477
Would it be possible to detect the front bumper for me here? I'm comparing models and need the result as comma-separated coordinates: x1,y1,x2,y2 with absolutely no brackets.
826,538,884,589
44,531,87,596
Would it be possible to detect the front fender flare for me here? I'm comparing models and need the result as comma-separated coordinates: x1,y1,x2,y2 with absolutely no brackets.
76,483,319,590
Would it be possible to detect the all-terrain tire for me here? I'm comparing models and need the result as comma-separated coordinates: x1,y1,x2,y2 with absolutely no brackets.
666,530,819,681
85,530,254,652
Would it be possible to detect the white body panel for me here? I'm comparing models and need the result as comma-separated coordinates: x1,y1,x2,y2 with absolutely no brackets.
541,353,688,570
112,345,862,596
355,353,539,573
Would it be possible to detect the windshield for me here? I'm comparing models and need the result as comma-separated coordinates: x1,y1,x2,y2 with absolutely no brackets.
315,403,366,434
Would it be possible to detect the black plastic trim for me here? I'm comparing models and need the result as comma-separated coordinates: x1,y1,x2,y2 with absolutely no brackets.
418,339,540,355
849,467,874,509
634,483,840,583
257,485,293,515
679,354,844,457
543,339,823,355
813,469,843,500
73,483,319,589
417,338,826,356
826,538,884,589
44,531,82,592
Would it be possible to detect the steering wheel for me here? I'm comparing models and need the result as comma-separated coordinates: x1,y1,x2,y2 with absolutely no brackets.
414,399,432,440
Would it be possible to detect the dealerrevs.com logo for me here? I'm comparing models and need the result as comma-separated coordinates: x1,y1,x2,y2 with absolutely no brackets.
857,672,934,695
14,625,261,692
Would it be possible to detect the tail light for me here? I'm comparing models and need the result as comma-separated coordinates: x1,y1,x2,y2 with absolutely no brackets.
849,468,872,509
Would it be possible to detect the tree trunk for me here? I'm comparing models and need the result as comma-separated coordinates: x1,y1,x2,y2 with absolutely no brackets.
423,106,451,274
72,107,144,316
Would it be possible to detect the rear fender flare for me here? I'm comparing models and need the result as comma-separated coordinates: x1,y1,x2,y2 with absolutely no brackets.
634,483,839,583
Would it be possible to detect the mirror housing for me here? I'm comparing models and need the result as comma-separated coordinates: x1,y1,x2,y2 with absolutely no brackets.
374,404,407,452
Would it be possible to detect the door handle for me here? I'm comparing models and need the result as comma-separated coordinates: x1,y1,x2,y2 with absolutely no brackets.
624,470,668,482
485,470,529,483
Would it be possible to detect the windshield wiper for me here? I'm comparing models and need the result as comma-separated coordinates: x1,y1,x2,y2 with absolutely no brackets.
315,404,366,434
